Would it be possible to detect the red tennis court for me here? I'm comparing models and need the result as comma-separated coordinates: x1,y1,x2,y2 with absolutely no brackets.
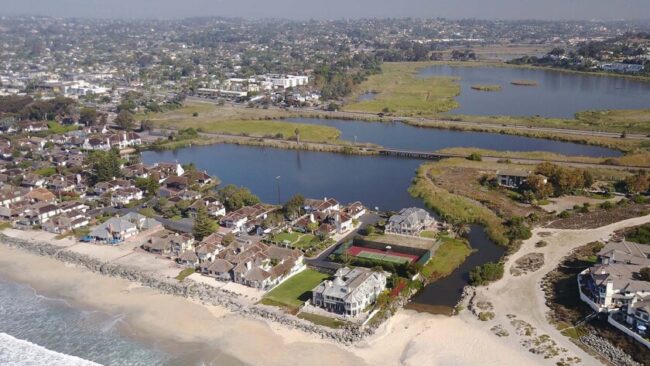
347,246,419,264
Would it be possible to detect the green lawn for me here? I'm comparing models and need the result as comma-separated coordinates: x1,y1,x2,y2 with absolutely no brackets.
420,230,438,239
421,236,474,280
293,234,317,249
272,231,302,244
297,312,348,329
47,121,79,134
175,268,196,281
261,269,329,310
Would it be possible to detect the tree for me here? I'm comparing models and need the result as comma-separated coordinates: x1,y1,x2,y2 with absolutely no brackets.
307,221,319,234
217,185,260,211
294,128,300,143
364,225,376,236
135,176,159,197
86,149,121,184
283,194,305,219
223,233,235,246
115,110,135,131
140,119,154,132
79,107,98,126
640,267,650,282
192,206,217,241
454,223,470,238
524,174,553,199
625,171,649,194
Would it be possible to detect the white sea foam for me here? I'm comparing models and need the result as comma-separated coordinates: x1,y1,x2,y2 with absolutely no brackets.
0,332,102,366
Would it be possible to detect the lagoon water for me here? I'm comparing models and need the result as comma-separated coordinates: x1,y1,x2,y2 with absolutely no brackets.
419,65,650,118
285,118,621,157
143,144,425,210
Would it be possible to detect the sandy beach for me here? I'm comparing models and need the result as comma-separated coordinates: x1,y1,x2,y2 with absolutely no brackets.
0,243,540,366
1,213,648,365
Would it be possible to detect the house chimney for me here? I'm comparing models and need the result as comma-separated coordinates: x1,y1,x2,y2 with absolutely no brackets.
335,211,341,234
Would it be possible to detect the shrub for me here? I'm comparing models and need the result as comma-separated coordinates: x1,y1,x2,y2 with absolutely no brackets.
469,262,504,286
626,224,650,244
535,240,548,248
599,201,615,210
192,112,199,117
467,152,482,161
558,210,572,218
479,312,495,321
364,225,376,236
506,216,532,241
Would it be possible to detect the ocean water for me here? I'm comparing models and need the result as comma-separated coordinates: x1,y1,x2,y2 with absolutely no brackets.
0,333,101,366
0,278,171,366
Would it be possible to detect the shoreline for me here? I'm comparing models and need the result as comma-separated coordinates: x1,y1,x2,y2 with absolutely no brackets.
0,242,547,366
0,232,368,345
3,214,648,365
408,60,650,84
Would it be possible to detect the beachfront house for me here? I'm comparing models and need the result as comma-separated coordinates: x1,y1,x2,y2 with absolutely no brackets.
623,295,650,337
311,267,387,317
578,240,650,312
386,207,434,236
87,217,138,244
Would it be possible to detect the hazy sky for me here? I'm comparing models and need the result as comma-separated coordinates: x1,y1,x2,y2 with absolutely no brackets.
0,0,649,20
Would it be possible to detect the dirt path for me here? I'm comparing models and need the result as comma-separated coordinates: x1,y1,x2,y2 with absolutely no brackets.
471,214,650,365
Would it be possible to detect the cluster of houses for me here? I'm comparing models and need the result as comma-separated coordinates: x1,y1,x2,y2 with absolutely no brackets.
0,121,397,320
198,235,305,290
0,118,142,150
578,239,650,348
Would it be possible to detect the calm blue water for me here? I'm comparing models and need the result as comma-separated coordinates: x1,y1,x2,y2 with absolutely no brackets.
0,278,170,366
409,225,507,310
285,118,621,157
419,65,650,118
143,144,424,211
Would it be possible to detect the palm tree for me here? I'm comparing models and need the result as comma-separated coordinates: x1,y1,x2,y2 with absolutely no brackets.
454,223,470,238
294,128,300,143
